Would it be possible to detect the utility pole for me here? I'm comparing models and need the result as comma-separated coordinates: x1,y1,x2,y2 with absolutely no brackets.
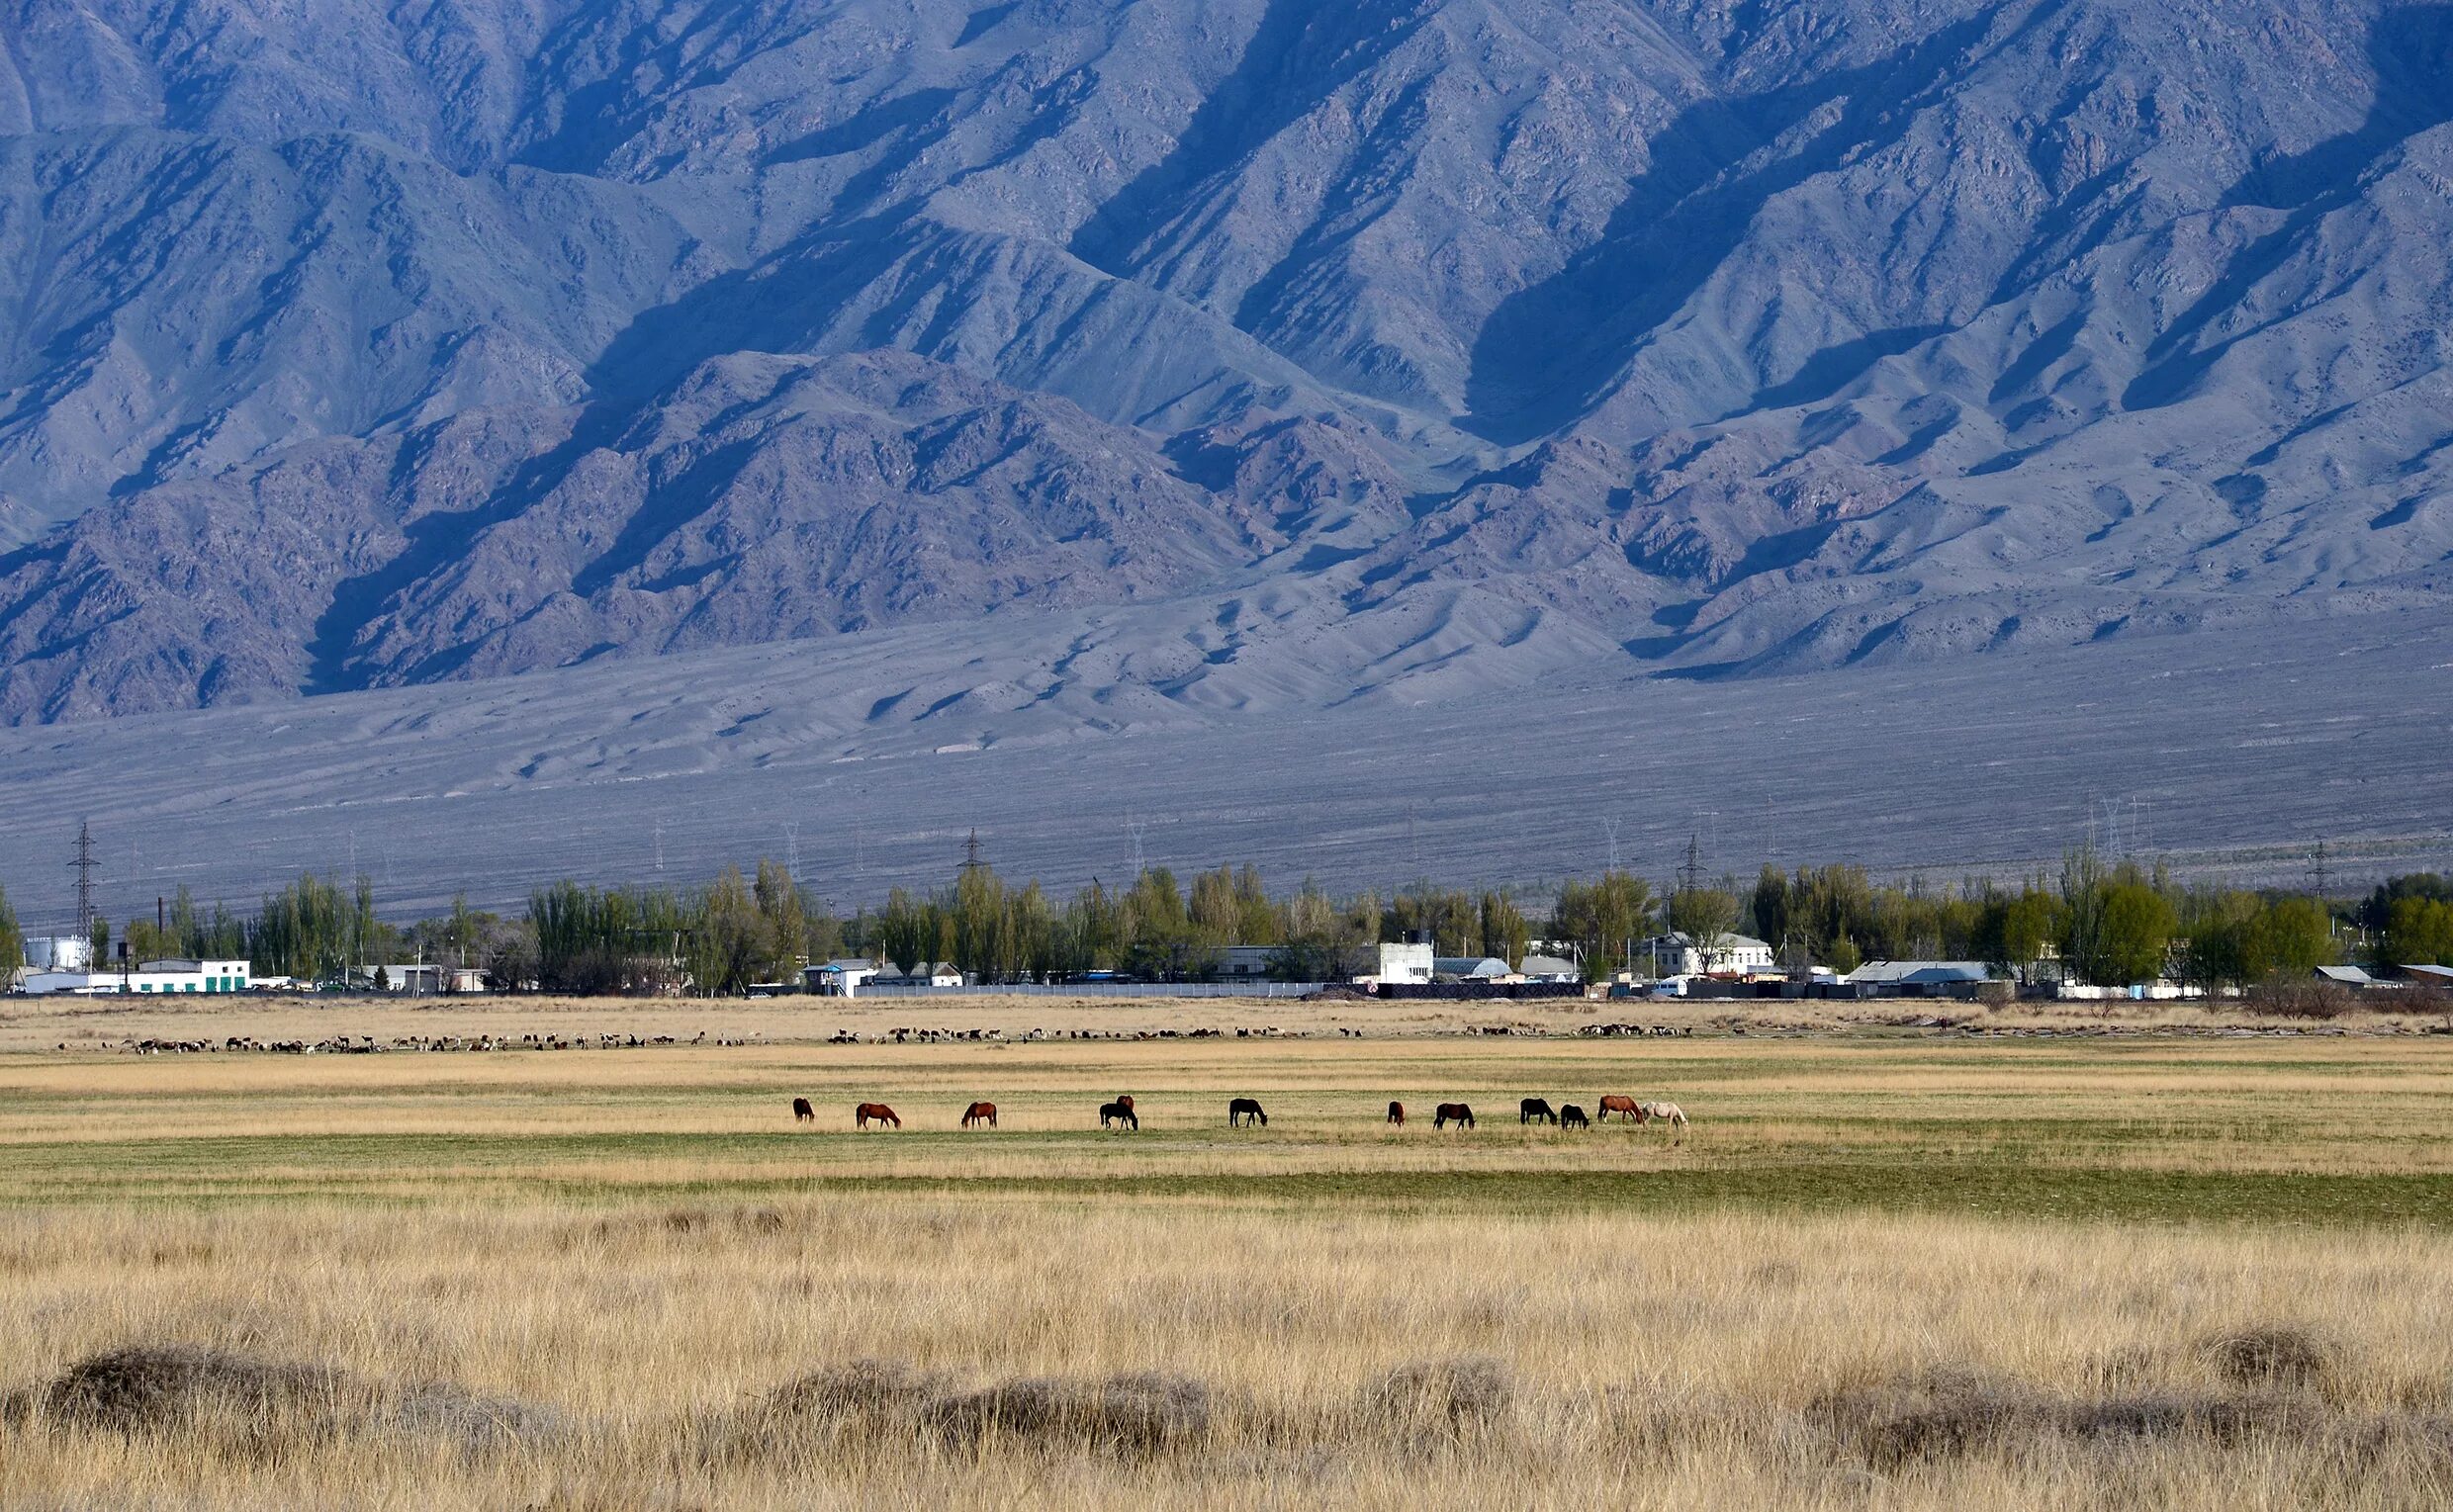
70,819,97,942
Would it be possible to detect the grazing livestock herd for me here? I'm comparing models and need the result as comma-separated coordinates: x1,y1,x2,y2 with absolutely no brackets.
803,1092,1689,1138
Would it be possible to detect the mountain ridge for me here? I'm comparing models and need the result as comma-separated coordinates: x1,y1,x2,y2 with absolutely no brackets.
0,0,2449,724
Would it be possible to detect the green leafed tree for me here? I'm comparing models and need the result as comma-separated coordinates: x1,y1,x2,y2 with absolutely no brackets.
1553,871,1657,982
1665,886,1742,967
0,884,22,981
1479,891,1530,968
2385,896,2453,968
2086,881,2176,987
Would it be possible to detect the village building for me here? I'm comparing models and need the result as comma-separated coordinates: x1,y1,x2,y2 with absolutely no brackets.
1361,934,1435,986
803,959,881,996
1638,931,1776,977
20,957,252,996
1434,956,1513,981
1217,945,1279,979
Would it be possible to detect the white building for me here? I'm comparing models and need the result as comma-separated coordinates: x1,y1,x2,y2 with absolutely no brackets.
804,959,881,997
358,964,488,994
21,957,252,996
1361,934,1435,986
1639,932,1775,976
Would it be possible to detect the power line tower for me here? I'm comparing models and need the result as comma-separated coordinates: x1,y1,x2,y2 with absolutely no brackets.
961,829,985,872
70,818,97,938
1676,832,1705,896
2309,838,2332,898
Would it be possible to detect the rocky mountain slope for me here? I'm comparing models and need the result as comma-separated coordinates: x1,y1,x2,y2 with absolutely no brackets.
1,0,2449,723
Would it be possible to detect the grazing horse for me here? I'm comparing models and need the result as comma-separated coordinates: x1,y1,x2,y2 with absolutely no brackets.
1115,1094,1136,1112
1387,1101,1406,1126
1434,1103,1475,1129
1559,1104,1590,1130
791,1097,815,1122
1637,1101,1689,1140
1520,1097,1558,1125
1227,1097,1268,1127
961,1101,998,1128
1100,1101,1139,1130
1597,1094,1643,1122
854,1102,901,1129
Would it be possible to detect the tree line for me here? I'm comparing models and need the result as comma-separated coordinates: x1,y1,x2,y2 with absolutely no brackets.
9,847,2452,997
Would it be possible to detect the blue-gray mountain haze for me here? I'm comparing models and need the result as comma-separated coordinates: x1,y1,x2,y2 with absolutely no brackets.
0,0,2449,903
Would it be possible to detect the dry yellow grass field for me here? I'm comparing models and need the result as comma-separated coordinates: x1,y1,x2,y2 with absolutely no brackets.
5,994,2453,1507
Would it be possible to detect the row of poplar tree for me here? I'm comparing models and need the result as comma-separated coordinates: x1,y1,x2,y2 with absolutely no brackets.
3,849,2448,998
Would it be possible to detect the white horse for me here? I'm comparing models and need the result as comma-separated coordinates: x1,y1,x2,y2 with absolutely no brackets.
1636,1101,1689,1139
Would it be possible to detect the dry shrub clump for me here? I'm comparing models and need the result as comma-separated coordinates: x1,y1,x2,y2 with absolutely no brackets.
2206,1323,2339,1391
713,1360,1219,1462
2243,977,2359,1020
12,1345,559,1459
928,1371,1217,1453
1360,1355,1513,1438
1807,1325,2453,1480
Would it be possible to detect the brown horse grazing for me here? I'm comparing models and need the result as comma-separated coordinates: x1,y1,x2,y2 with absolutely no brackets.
961,1101,997,1128
1115,1094,1136,1112
1227,1097,1267,1127
854,1102,901,1129
1519,1097,1558,1125
1559,1104,1590,1130
1100,1101,1138,1130
1434,1103,1475,1129
791,1097,815,1122
1597,1094,1643,1122
1387,1101,1406,1125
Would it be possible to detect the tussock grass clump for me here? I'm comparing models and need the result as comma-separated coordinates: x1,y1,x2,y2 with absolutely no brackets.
2206,1324,2341,1391
695,1357,950,1466
927,1370,1217,1454
16,1345,559,1458
762,1358,949,1428
36,1345,351,1436
714,1362,1218,1461
1361,1355,1513,1437
1811,1358,2412,1471
1810,1366,2030,1468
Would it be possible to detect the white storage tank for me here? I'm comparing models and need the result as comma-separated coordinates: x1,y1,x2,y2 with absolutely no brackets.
23,936,93,972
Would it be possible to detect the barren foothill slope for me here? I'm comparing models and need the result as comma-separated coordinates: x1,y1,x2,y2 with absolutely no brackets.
0,0,2450,727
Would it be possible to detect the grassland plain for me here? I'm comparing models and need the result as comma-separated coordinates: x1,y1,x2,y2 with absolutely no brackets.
6,996,2453,1507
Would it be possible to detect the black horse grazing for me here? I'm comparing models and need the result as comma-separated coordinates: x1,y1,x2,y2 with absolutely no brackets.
1434,1103,1475,1129
1100,1101,1139,1130
791,1097,815,1122
1559,1104,1590,1130
1387,1101,1406,1125
1520,1097,1558,1125
1227,1097,1267,1127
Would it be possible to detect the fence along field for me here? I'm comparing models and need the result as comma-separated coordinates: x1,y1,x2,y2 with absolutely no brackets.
6,1003,2453,1506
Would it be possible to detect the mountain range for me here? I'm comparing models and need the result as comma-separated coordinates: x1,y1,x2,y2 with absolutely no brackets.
1,0,2450,728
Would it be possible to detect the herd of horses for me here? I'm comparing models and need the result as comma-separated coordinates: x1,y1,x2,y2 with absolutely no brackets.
791,1092,1688,1136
